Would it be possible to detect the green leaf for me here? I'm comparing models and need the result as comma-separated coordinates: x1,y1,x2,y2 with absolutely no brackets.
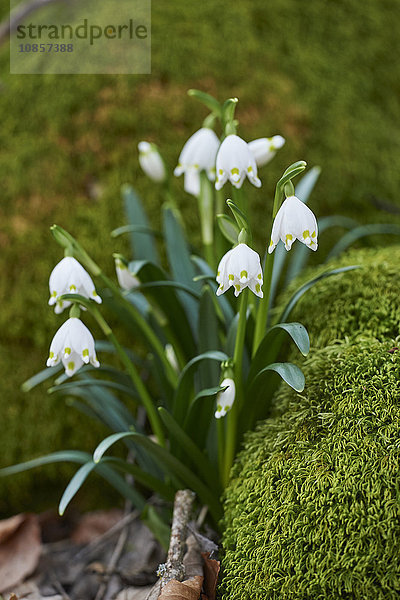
187,89,222,116
127,259,196,358
191,255,235,326
121,184,159,264
158,407,221,494
248,322,309,388
111,224,161,239
295,166,321,203
216,214,240,245
135,280,201,299
198,287,220,389
21,364,63,392
183,385,226,451
258,362,305,392
94,431,136,463
173,351,228,425
163,206,201,332
326,223,400,261
102,457,175,501
59,461,98,515
0,450,92,477
48,379,138,401
278,265,361,323
91,431,222,521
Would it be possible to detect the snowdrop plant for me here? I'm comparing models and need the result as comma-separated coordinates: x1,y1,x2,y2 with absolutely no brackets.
2,90,357,536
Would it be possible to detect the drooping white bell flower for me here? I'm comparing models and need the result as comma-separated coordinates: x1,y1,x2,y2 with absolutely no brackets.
165,343,179,373
248,135,285,168
138,141,166,183
49,257,102,314
215,378,236,419
115,257,140,291
46,317,100,377
268,195,318,253
216,243,263,298
174,127,220,196
215,134,261,191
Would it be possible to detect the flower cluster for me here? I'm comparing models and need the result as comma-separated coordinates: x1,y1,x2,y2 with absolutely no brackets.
47,257,101,377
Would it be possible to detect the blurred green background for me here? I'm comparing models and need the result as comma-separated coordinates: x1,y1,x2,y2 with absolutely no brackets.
0,0,399,515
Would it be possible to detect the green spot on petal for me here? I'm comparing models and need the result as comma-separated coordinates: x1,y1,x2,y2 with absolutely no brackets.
69,284,77,291
82,349,89,357
67,361,75,371
228,274,234,281
64,347,71,356
303,230,310,239
256,283,261,293
231,167,240,176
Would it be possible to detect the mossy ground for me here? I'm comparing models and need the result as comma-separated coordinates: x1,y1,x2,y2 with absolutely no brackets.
221,340,400,599
1,0,400,513
279,245,400,349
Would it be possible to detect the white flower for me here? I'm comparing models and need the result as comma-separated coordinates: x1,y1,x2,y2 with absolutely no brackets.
46,317,100,377
268,195,318,253
174,128,220,196
248,135,285,168
165,343,179,373
115,257,140,291
215,134,261,191
138,141,166,183
49,257,102,314
216,243,263,298
215,378,236,419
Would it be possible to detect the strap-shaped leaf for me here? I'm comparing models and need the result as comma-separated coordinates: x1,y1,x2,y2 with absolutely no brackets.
59,462,98,515
122,184,159,264
198,287,220,389
326,223,400,261
101,457,175,501
0,450,92,477
172,351,228,425
191,255,234,326
128,259,195,358
247,322,309,389
158,407,221,494
278,265,360,323
163,206,202,335
294,166,321,203
91,431,222,521
21,364,63,392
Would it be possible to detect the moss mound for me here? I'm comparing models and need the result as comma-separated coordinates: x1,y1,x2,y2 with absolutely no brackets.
220,339,400,599
281,245,400,349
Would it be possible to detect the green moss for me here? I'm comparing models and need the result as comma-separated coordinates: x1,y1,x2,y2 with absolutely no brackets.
280,245,400,349
220,340,400,599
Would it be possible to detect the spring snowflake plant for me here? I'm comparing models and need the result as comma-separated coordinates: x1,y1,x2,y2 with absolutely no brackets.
0,90,357,540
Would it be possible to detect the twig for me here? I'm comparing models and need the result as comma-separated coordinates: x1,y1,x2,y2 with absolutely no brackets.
0,0,71,45
49,570,73,600
94,522,129,600
74,510,139,561
160,489,196,589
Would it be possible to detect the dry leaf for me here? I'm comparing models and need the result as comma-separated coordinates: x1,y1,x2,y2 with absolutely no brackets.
70,509,124,544
201,553,220,600
0,514,41,593
115,585,156,600
158,576,203,600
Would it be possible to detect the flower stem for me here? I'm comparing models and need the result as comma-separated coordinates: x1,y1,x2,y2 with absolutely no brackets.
199,173,215,268
252,186,283,355
90,305,166,447
223,288,248,486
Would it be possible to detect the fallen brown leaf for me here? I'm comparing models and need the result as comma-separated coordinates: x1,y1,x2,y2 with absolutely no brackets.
0,514,41,593
70,509,124,544
201,553,220,600
158,576,203,600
